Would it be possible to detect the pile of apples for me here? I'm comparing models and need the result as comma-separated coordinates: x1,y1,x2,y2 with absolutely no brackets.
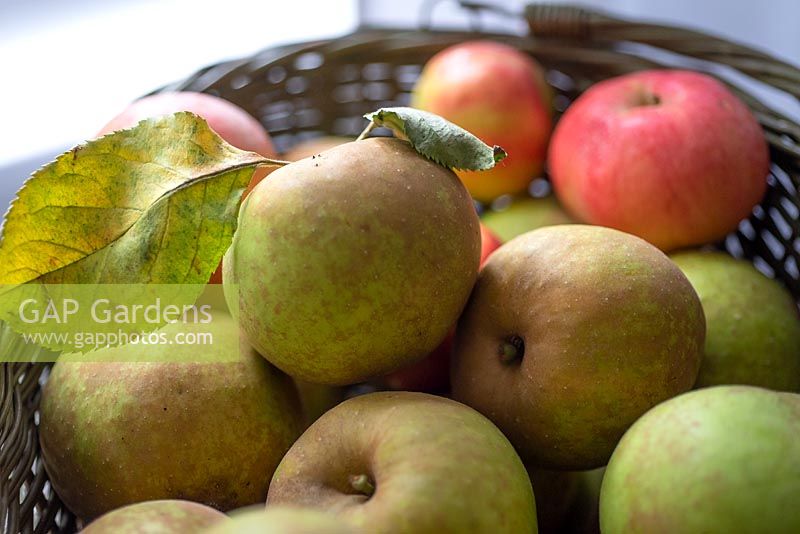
38,40,800,534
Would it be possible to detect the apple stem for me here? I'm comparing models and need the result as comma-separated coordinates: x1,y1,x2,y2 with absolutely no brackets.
356,121,376,142
499,335,524,364
349,474,376,497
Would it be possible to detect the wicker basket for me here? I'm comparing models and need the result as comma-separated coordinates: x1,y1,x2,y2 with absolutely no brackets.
2,3,799,532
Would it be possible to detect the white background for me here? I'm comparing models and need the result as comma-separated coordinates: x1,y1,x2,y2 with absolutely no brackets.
0,0,798,208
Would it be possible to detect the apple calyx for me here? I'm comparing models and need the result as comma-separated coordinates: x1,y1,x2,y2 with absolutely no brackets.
348,474,376,498
632,90,661,107
499,335,525,364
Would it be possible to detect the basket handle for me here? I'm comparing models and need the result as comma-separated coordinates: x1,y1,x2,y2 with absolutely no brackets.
523,3,800,100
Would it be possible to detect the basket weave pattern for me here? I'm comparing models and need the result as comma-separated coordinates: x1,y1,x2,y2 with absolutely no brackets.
2,4,799,532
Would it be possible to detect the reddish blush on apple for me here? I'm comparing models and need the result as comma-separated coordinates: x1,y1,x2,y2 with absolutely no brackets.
548,69,769,251
412,41,552,203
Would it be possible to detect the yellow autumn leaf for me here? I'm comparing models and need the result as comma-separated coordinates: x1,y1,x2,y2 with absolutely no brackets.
0,112,270,285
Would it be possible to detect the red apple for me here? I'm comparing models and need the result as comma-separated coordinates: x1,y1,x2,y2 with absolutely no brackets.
412,41,552,203
98,91,275,163
382,224,501,392
382,332,454,393
207,262,226,285
549,69,769,251
479,223,503,262
99,92,277,284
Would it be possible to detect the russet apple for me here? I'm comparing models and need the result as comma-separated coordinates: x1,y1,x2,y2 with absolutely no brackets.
548,69,769,251
39,315,303,520
412,41,552,202
267,392,537,533
671,250,800,391
202,507,358,534
81,500,227,533
283,136,350,161
224,138,480,385
452,225,705,469
600,386,800,533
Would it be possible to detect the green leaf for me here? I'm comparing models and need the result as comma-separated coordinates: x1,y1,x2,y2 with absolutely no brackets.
363,107,507,171
0,112,269,285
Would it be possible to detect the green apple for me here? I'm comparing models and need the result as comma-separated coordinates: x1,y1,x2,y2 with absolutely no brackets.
600,386,800,533
452,225,705,469
481,196,574,241
203,507,358,534
81,500,227,533
268,391,537,533
39,314,303,520
224,137,480,385
671,250,800,391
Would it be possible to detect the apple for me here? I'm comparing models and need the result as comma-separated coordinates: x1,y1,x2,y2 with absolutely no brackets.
39,314,303,520
98,91,274,154
283,136,350,160
548,69,769,251
268,392,537,533
224,138,480,385
380,223,502,392
481,196,574,242
670,250,800,391
479,222,503,260
380,332,453,392
98,91,276,197
412,41,552,202
81,500,227,533
600,386,800,533
451,225,705,469
98,91,277,284
202,507,358,534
